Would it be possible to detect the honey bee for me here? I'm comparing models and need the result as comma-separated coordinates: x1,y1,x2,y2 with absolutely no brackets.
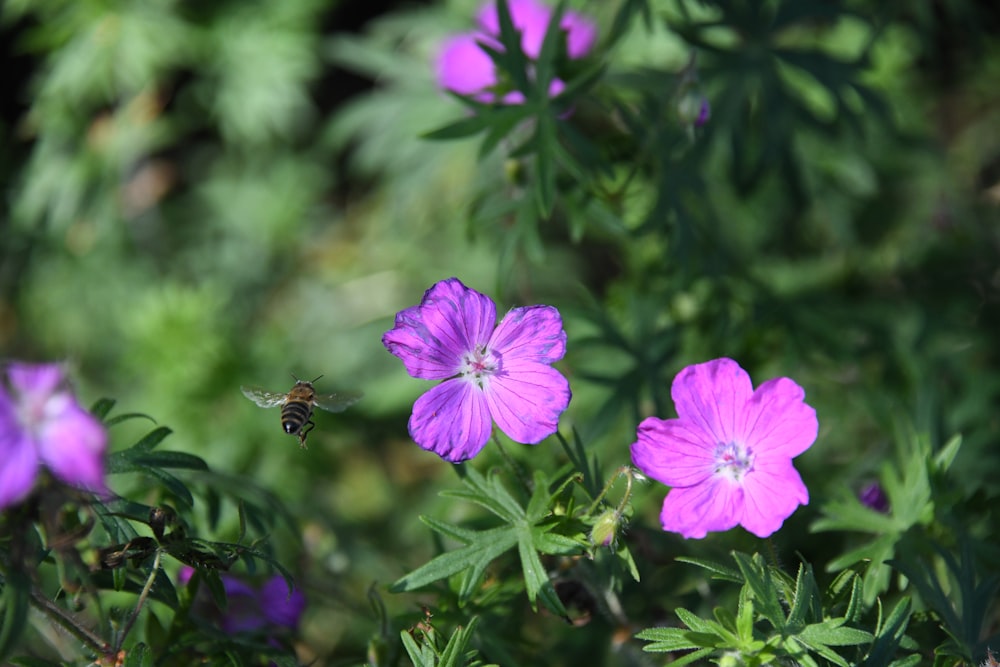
241,375,360,448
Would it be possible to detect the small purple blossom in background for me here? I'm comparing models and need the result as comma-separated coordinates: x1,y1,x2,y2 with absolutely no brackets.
383,277,571,462
859,481,889,513
677,89,711,129
0,362,107,510
435,0,597,104
630,358,818,539
179,567,306,634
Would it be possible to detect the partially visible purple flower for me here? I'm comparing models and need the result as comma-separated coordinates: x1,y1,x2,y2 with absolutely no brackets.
677,90,711,129
0,362,107,509
630,358,818,539
435,0,597,103
859,481,889,513
475,0,597,60
382,277,571,462
179,567,306,634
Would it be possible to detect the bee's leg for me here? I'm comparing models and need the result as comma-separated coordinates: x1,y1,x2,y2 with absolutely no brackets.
299,420,315,448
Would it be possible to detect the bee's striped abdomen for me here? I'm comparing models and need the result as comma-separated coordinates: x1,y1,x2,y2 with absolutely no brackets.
281,399,313,436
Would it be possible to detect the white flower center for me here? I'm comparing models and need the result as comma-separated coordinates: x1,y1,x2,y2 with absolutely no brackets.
714,441,754,483
459,345,499,389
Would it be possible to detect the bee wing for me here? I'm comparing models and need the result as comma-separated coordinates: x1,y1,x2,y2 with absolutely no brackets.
240,386,287,409
312,391,362,413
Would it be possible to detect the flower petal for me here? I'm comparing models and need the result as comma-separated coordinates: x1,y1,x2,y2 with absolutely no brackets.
259,575,307,629
743,377,818,459
630,416,716,488
0,412,39,509
671,357,754,446
489,304,566,364
409,379,492,462
659,478,742,539
562,11,597,58
738,461,809,537
37,399,108,496
435,33,499,96
484,361,569,444
477,0,552,59
6,362,63,399
383,278,497,380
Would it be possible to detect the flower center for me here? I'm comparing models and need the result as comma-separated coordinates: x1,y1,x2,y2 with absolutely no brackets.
459,345,499,389
714,441,754,483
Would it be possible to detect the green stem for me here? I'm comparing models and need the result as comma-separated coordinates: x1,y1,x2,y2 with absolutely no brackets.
764,536,782,570
492,433,532,493
29,589,111,656
114,548,161,653
584,466,635,516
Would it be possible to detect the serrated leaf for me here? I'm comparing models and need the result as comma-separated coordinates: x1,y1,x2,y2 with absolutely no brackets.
732,552,786,629
634,627,704,652
438,617,480,667
799,619,873,646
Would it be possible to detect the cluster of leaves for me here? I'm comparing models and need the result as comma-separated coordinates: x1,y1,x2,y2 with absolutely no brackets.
637,553,915,667
0,403,300,666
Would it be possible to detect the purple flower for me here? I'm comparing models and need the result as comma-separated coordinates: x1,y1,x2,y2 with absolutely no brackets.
435,0,597,103
630,358,818,539
677,90,711,128
858,481,889,513
179,567,306,634
0,362,107,509
383,277,571,462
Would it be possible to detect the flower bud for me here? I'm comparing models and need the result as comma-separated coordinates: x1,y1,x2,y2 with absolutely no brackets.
590,509,621,547
677,90,711,128
859,482,889,513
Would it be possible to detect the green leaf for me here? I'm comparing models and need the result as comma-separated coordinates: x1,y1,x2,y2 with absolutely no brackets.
634,627,704,652
732,552,786,629
860,597,913,667
933,434,962,473
122,642,153,667
517,529,566,616
534,115,557,218
0,573,31,664
438,617,480,667
90,397,117,420
675,556,742,583
400,630,432,667
799,619,873,646
391,526,518,594
130,450,209,471
442,468,524,523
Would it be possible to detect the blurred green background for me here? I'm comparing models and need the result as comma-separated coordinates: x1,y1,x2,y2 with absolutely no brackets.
2,0,999,663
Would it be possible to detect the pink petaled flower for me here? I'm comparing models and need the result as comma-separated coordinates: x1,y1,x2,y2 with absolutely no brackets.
435,0,597,104
630,358,817,539
383,277,571,462
0,362,108,509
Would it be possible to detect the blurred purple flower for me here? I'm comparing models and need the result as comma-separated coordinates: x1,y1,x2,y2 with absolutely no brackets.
677,90,711,129
179,566,306,634
435,0,597,103
0,362,107,509
382,277,571,462
859,481,889,513
630,358,818,539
